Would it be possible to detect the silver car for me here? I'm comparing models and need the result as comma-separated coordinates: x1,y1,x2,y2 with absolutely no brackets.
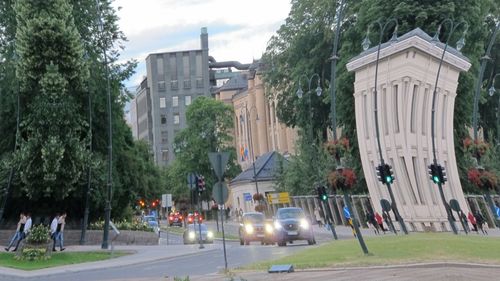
182,223,214,244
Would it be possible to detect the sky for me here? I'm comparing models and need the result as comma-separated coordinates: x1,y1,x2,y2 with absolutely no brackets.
112,0,292,90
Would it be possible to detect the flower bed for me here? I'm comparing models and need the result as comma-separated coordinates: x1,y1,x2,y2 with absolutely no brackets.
89,220,153,232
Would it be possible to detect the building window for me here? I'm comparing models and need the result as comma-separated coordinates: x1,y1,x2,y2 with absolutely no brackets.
185,95,192,106
174,114,180,124
161,114,167,125
158,81,165,91
159,97,166,108
157,56,164,75
173,96,179,107
162,149,168,161
170,80,178,90
161,131,168,144
410,84,418,134
393,84,400,133
170,53,177,80
196,77,203,88
183,52,190,78
183,79,191,89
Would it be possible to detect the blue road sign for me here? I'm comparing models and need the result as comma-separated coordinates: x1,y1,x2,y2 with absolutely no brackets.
343,206,351,219
243,193,252,202
496,206,500,218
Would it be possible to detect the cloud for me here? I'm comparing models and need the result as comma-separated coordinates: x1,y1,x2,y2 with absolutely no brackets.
113,0,291,87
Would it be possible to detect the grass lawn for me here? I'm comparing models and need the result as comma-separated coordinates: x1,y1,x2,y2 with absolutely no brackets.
0,251,128,271
243,233,500,270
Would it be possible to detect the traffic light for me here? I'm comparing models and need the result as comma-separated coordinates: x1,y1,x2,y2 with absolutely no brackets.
428,164,440,184
376,164,386,183
384,164,394,184
197,175,206,192
438,165,447,184
317,186,328,202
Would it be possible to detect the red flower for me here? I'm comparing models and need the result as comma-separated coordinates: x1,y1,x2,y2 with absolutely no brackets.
468,168,498,190
328,168,357,191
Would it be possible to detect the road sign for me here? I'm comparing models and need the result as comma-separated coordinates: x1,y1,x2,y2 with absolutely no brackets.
161,194,167,208
212,182,228,205
449,199,461,212
495,206,500,218
208,152,229,180
266,192,290,204
187,173,197,190
380,199,392,212
243,192,252,202
343,206,351,219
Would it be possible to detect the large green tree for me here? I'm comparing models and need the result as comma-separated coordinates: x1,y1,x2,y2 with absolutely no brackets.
0,0,160,220
169,96,241,202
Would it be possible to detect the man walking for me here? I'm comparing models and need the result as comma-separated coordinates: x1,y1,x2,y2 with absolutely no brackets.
5,212,25,251
56,212,66,251
51,213,60,251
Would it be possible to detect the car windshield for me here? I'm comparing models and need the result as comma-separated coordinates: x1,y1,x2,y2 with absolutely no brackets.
243,213,264,223
188,224,207,231
277,208,305,219
144,216,155,222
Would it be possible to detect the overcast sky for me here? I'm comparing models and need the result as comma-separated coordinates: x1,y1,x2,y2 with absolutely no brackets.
112,0,292,89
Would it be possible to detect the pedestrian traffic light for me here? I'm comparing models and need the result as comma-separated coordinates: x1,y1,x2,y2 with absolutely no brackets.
383,164,394,184
376,165,384,183
438,165,447,184
428,163,440,184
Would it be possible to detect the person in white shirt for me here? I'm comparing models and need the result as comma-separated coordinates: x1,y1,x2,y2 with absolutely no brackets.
50,213,60,251
24,213,32,235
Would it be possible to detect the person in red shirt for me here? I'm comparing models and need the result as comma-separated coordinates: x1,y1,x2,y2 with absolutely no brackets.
468,212,477,232
375,212,386,233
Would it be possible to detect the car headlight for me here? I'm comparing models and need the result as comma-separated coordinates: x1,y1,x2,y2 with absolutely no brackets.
207,231,214,239
188,232,195,240
274,221,282,230
265,224,274,234
245,224,254,234
300,219,309,229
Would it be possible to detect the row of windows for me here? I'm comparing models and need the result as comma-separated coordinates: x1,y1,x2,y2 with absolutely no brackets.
159,96,191,108
158,78,204,91
160,113,180,125
156,52,204,82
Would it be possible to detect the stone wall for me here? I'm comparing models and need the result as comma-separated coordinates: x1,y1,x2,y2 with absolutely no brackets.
0,230,159,246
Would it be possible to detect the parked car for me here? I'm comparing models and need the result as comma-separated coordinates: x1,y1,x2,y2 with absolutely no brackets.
142,215,159,233
182,223,214,244
168,212,183,227
238,212,274,245
273,207,316,247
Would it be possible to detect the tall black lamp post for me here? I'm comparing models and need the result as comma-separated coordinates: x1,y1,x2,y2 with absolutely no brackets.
489,74,500,146
428,18,468,235
362,18,408,235
96,0,114,249
472,22,499,141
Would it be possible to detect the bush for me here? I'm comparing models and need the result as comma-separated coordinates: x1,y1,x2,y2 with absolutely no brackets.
89,220,153,232
14,248,50,261
26,225,51,245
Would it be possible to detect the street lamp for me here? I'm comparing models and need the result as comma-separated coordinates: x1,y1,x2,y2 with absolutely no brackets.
472,22,500,141
489,73,500,146
429,18,468,235
329,0,347,142
296,74,339,240
362,18,408,235
96,0,114,250
242,104,260,198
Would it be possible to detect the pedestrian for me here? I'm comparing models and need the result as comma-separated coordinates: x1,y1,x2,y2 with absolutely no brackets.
5,212,25,252
51,213,60,251
238,208,243,222
375,211,386,233
56,212,66,251
12,212,31,252
468,211,477,232
365,211,379,234
474,211,487,235
314,207,323,227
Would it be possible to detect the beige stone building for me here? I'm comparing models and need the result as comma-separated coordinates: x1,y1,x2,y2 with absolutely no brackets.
346,28,471,232
214,62,297,211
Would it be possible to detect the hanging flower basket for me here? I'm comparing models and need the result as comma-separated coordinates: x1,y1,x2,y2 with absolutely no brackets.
253,193,264,202
324,137,350,161
463,138,490,159
328,168,356,192
467,168,498,191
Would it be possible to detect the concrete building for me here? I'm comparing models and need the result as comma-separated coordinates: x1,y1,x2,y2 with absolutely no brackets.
130,28,211,165
346,28,471,231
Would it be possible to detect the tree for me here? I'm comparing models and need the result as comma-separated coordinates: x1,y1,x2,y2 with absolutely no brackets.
13,0,91,199
170,97,241,201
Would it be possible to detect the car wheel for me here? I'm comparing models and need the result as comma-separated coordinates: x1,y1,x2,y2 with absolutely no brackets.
277,241,286,247
245,240,250,245
261,241,265,245
308,239,315,245
240,239,244,246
